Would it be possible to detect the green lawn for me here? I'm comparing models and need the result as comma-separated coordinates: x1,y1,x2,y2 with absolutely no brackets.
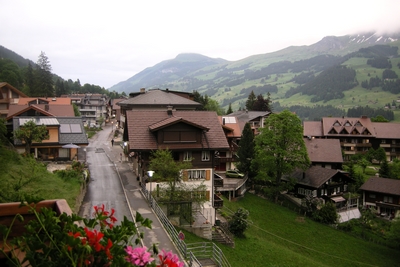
181,193,400,267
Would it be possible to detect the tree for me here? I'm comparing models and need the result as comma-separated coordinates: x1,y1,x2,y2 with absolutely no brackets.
252,93,271,112
226,103,233,114
34,51,54,97
14,120,49,154
252,110,310,186
228,208,252,237
236,123,254,176
204,98,224,115
375,147,386,164
312,202,338,224
148,149,192,201
24,62,35,96
379,159,390,178
73,103,81,117
245,90,256,111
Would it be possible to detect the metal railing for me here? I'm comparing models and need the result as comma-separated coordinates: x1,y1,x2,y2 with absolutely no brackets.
141,183,231,267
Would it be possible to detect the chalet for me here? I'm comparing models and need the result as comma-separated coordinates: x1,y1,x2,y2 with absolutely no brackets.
117,88,201,130
126,109,229,225
303,116,400,161
360,177,400,219
0,82,28,118
285,166,359,222
304,137,343,169
227,110,271,135
13,116,88,161
65,93,108,127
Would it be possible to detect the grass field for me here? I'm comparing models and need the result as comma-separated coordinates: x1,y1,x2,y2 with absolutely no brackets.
180,193,400,267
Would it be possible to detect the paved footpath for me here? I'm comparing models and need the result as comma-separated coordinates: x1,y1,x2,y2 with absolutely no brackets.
107,129,180,257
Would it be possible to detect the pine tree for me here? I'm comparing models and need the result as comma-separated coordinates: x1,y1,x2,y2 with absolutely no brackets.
236,123,254,175
245,91,256,111
35,51,54,97
226,103,233,114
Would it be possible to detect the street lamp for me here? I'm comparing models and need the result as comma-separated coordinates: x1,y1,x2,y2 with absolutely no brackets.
147,170,154,207
111,121,114,132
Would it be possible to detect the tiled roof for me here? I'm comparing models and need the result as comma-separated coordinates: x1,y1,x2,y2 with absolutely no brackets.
372,122,400,139
118,89,201,107
289,166,345,188
0,82,28,97
303,121,323,137
17,97,71,105
304,138,343,163
229,110,271,122
360,177,400,196
218,116,242,138
321,117,376,137
149,117,209,132
7,104,74,120
126,110,229,151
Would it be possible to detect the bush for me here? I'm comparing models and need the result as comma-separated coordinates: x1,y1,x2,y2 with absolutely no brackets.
228,208,252,237
312,202,338,224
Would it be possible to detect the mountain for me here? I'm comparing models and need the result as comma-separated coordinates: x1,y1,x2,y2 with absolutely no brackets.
109,32,400,113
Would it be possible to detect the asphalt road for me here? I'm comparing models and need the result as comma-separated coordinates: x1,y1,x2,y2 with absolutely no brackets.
78,127,133,223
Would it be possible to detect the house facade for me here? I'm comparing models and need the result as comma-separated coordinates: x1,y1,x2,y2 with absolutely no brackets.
0,82,28,118
228,110,271,136
13,116,88,161
303,116,400,161
126,109,229,225
67,94,109,127
360,177,400,219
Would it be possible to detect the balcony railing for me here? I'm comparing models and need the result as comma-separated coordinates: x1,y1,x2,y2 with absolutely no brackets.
216,157,237,163
213,194,223,209
214,176,224,187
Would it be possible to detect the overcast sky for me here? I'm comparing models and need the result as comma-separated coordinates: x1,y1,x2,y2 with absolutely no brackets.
1,0,400,89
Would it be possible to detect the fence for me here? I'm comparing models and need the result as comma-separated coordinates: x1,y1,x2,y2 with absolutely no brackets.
141,183,231,267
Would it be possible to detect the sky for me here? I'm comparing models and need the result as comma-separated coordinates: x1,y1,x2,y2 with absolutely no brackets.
1,0,400,89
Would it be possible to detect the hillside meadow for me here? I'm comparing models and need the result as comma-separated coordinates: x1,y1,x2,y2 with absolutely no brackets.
181,193,400,267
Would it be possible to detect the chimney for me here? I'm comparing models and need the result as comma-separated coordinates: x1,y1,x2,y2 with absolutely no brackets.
140,88,146,94
167,105,173,116
45,104,49,111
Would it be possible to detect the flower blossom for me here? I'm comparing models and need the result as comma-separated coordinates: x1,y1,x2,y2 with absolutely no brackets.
157,249,184,267
125,246,154,266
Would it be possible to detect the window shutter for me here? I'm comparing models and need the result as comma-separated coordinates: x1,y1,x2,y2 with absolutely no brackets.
206,190,210,201
182,170,188,181
205,170,211,180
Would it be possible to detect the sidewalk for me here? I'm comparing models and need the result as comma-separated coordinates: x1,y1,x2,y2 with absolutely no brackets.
107,126,180,255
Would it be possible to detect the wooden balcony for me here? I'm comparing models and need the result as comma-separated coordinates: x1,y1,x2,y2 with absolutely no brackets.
213,194,223,209
214,176,224,187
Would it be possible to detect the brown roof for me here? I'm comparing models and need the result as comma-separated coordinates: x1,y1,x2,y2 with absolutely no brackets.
304,138,343,163
218,116,242,138
289,166,346,188
127,110,229,151
119,89,201,108
17,97,71,105
303,121,323,137
7,104,74,120
360,177,400,196
372,122,400,139
0,82,28,98
321,117,375,137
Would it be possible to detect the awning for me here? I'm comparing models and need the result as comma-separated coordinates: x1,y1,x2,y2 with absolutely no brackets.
331,196,346,202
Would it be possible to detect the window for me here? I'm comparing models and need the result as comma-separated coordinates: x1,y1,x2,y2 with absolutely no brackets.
188,170,205,180
298,188,305,195
382,140,386,144
183,151,192,161
369,194,376,199
384,196,393,203
201,151,210,161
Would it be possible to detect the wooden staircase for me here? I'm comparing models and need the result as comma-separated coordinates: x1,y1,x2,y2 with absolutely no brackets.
212,223,235,247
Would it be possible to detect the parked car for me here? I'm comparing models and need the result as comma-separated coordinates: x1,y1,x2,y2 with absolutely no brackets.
225,169,244,178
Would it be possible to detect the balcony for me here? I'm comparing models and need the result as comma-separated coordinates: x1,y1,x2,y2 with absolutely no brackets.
215,157,237,163
213,194,223,209
214,175,224,187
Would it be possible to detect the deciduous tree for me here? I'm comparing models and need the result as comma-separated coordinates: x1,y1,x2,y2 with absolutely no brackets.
252,110,310,186
14,120,49,154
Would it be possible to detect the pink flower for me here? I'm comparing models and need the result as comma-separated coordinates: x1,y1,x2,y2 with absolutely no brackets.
125,246,154,266
157,249,184,267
